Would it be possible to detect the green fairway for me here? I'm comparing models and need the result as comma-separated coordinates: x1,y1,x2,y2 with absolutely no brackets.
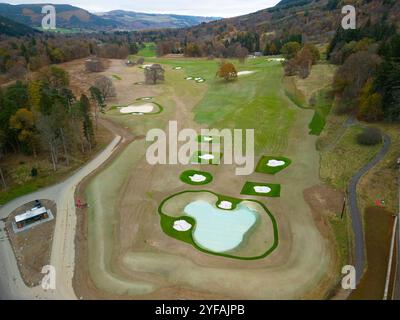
240,182,281,197
137,42,156,57
180,170,213,185
133,57,296,155
255,156,292,174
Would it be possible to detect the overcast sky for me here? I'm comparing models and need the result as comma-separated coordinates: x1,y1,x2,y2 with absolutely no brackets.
5,0,281,17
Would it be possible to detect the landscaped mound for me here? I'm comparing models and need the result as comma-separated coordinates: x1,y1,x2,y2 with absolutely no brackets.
158,190,278,260
190,151,222,165
180,170,213,185
241,182,281,197
255,156,292,174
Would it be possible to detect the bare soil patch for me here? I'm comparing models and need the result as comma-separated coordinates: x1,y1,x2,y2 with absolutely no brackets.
4,199,56,287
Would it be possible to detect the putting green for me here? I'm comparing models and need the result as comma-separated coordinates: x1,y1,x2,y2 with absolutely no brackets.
190,151,223,165
255,156,292,174
241,182,281,197
158,190,279,260
180,170,213,185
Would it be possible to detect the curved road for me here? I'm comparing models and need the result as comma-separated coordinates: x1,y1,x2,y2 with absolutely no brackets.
348,133,391,283
0,119,124,300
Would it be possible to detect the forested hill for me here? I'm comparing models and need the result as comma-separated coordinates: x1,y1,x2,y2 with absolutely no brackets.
175,0,400,45
0,3,220,31
0,15,39,37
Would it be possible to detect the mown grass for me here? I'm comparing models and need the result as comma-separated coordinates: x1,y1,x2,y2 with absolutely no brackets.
134,57,296,155
240,182,281,197
137,42,156,57
255,155,292,174
179,170,213,185
308,90,333,135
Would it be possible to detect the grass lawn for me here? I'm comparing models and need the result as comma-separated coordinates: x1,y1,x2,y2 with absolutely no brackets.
255,155,292,174
240,181,281,197
349,207,395,300
180,170,213,185
308,89,333,136
320,125,382,191
134,57,296,155
137,42,156,57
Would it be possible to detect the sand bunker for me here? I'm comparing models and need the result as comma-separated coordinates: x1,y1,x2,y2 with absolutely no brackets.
218,201,233,210
254,186,272,194
119,103,154,114
267,159,286,167
237,71,256,76
199,154,215,160
185,77,194,80
173,66,183,70
204,136,213,142
173,220,192,232
189,174,207,183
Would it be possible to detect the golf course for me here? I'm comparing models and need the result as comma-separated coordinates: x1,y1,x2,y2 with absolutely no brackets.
69,53,340,300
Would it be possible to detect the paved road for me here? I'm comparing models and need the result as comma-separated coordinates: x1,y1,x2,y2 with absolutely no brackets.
0,122,122,300
347,133,391,283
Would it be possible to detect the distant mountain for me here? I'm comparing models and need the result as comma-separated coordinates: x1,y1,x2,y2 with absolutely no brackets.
0,3,220,32
0,3,118,30
97,10,220,30
0,14,39,36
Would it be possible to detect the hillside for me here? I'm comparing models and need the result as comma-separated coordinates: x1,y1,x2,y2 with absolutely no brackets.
0,3,219,31
181,0,400,44
0,14,39,36
97,10,219,30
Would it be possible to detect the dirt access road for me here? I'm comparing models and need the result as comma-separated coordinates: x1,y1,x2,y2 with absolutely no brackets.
0,119,125,299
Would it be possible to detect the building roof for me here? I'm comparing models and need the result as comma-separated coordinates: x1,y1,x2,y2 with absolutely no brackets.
15,207,47,223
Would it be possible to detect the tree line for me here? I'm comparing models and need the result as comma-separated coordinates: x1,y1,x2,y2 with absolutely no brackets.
328,20,400,122
0,66,98,188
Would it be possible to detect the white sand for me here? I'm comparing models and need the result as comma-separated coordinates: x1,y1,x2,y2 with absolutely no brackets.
195,77,202,81
119,103,154,114
237,71,255,76
142,64,153,68
267,159,286,167
254,186,272,194
203,136,213,142
218,201,233,210
174,66,183,70
185,77,193,80
173,220,192,232
199,154,215,160
189,174,207,183
267,58,285,62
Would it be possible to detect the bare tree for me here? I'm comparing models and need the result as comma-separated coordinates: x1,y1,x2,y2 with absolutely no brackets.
85,58,104,72
144,64,165,85
94,76,116,100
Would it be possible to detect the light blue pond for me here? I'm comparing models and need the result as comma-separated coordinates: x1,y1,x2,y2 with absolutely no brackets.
184,200,258,253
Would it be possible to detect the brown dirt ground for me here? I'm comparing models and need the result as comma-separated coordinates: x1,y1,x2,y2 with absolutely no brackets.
349,206,395,300
4,199,56,287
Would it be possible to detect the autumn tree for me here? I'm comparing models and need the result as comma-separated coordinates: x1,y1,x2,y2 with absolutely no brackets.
235,46,249,63
281,42,301,60
216,61,238,81
9,108,37,156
